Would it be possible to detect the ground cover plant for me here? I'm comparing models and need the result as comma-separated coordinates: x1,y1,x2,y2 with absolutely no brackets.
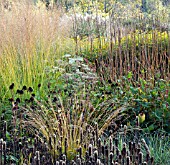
0,0,170,164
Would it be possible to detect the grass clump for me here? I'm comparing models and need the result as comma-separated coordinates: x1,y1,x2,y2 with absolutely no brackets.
0,1,73,100
143,134,170,165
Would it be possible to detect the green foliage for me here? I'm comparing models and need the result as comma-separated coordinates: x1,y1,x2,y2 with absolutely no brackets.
84,71,170,133
142,134,170,165
119,76,170,133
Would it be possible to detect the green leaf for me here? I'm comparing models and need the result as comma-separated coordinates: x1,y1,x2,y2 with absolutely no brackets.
148,124,155,131
7,155,18,162
127,72,133,79
6,131,11,140
64,54,72,58
69,57,84,64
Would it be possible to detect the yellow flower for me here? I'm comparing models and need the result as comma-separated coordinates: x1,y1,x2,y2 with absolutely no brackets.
138,112,145,124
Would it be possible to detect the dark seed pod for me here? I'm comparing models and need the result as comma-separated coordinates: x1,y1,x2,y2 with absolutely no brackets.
8,98,14,102
49,137,52,149
109,136,113,151
115,138,118,147
138,152,143,164
85,151,89,160
118,154,122,163
28,87,33,92
121,143,126,157
36,151,40,165
3,141,6,150
146,153,150,162
29,96,34,102
18,141,22,150
62,162,66,165
98,138,101,148
107,91,112,95
22,85,27,90
95,59,99,70
108,79,112,84
16,98,20,103
25,99,29,103
62,154,66,161
64,138,67,156
79,147,82,159
137,147,141,154
0,139,4,164
31,93,35,97
133,142,136,150
151,157,154,164
111,83,118,88
20,90,24,94
110,152,113,163
53,97,57,102
105,145,109,158
116,148,120,156
143,161,147,165
56,161,59,165
102,145,105,156
16,89,20,94
3,141,6,164
9,83,14,90
0,138,3,148
127,156,131,165
77,158,81,164
138,143,141,150
94,150,98,161
97,159,101,165
88,144,92,157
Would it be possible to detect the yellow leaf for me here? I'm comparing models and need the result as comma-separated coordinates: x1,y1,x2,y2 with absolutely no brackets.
142,98,148,102
138,88,143,94
127,122,131,127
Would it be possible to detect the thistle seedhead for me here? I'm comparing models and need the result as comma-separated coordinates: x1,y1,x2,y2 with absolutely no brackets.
138,152,143,164
110,152,113,163
97,159,101,165
143,161,147,165
88,144,92,157
56,161,59,165
151,157,154,164
127,156,131,165
3,141,6,150
115,138,119,147
94,150,98,161
121,142,126,157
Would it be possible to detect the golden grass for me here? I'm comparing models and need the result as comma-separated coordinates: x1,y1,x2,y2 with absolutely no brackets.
20,95,127,160
0,1,74,99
